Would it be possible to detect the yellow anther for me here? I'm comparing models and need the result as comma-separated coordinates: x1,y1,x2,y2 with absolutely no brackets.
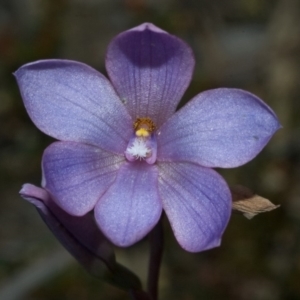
136,128,150,137
133,117,156,135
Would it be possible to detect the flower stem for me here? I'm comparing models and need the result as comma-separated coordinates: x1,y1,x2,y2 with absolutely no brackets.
147,215,164,300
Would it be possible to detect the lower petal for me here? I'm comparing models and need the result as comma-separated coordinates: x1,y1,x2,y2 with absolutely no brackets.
95,162,162,247
42,141,124,216
158,162,231,252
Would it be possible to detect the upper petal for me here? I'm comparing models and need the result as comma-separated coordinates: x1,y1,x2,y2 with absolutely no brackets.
158,162,231,252
15,59,132,154
42,141,125,216
95,162,162,247
106,23,195,127
157,88,281,168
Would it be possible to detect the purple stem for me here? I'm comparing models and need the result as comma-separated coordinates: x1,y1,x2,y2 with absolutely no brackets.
147,215,164,300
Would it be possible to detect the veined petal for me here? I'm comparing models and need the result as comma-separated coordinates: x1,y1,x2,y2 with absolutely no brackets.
158,162,231,252
19,184,116,272
15,59,132,154
158,88,281,168
95,162,162,247
42,141,125,216
106,23,195,127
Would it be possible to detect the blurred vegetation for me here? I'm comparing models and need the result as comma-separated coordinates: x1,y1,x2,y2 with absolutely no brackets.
0,0,299,299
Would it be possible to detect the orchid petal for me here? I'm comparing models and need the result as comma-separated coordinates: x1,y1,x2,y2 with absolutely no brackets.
106,23,195,127
95,162,162,247
42,141,124,216
158,88,281,168
158,162,231,252
15,59,132,154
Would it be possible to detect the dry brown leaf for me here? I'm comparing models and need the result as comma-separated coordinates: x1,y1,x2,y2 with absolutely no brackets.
230,185,280,219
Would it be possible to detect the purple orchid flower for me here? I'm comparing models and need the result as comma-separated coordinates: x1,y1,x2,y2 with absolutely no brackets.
15,23,280,252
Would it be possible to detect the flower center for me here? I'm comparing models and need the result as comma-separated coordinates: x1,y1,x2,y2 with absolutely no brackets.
133,117,156,137
125,117,157,164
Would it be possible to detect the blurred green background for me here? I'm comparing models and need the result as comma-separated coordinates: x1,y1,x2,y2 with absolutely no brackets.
0,0,299,299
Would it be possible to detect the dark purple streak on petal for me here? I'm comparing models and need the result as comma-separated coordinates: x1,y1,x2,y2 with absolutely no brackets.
106,23,195,127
